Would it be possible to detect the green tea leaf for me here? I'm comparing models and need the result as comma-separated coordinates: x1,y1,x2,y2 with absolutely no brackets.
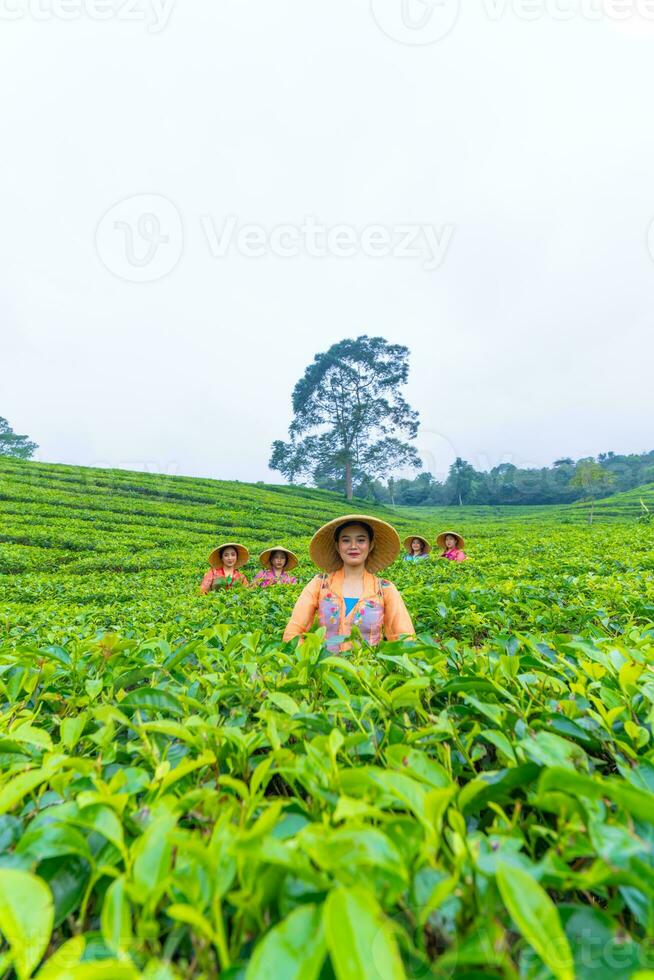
60,713,88,750
496,862,573,980
0,869,54,980
0,756,66,815
323,885,405,980
131,811,177,903
101,876,132,955
36,935,85,977
121,687,184,717
246,903,326,980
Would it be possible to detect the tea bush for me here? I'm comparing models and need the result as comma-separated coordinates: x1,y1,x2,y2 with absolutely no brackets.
1,459,654,979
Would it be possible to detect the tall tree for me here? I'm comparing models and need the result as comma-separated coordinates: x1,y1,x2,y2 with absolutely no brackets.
445,457,476,506
387,476,396,507
570,460,615,524
269,336,420,500
0,417,37,459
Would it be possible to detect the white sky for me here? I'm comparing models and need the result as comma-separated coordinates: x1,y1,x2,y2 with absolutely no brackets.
2,0,654,485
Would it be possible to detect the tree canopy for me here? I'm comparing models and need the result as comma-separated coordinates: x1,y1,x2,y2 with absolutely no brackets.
353,450,654,507
570,459,616,523
0,417,37,459
269,336,420,500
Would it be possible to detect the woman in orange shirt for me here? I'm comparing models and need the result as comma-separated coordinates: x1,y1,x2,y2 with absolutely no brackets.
200,542,249,592
283,514,414,652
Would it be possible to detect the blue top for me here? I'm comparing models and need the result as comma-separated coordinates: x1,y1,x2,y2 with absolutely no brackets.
404,553,428,561
344,597,358,616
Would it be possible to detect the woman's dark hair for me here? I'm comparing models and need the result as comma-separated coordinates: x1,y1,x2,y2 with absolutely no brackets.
334,520,374,543
220,545,238,559
269,550,288,567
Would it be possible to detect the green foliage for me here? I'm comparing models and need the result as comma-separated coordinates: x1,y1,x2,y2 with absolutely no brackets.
571,462,617,524
1,458,654,977
0,418,37,460
370,450,654,507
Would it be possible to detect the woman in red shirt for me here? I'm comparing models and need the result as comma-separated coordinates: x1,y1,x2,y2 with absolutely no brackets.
200,542,249,592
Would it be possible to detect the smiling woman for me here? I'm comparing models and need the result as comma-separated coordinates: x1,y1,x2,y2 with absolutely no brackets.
251,545,298,587
200,541,249,592
283,513,414,652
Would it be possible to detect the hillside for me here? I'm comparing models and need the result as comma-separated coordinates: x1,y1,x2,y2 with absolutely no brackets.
1,456,652,645
1,456,646,572
2,458,654,976
0,457,539,583
0,457,644,586
572,480,654,520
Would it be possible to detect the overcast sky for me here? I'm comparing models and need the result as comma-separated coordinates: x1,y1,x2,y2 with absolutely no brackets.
2,0,653,485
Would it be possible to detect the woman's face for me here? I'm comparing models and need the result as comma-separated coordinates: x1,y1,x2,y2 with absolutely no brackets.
271,551,287,571
411,538,423,553
221,547,238,568
337,523,371,569
445,535,458,550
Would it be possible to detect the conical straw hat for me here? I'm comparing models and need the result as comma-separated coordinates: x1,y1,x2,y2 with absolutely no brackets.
403,534,431,555
259,545,299,571
309,514,401,574
208,542,249,569
436,530,465,550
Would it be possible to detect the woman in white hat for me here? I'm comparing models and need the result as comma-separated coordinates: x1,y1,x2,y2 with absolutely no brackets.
403,535,431,562
200,542,250,592
252,546,299,587
283,514,414,652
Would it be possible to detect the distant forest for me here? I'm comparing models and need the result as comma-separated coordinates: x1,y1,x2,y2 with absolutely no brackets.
314,451,654,507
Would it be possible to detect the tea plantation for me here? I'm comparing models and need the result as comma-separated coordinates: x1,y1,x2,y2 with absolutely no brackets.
1,458,654,979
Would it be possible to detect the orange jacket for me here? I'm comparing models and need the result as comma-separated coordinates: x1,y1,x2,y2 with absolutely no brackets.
283,568,414,651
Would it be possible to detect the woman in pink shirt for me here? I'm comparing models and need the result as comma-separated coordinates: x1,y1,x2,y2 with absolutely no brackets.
252,546,299,587
436,531,467,562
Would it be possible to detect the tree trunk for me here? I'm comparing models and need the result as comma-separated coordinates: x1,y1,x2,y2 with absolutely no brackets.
458,491,462,506
589,500,594,525
345,459,353,501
